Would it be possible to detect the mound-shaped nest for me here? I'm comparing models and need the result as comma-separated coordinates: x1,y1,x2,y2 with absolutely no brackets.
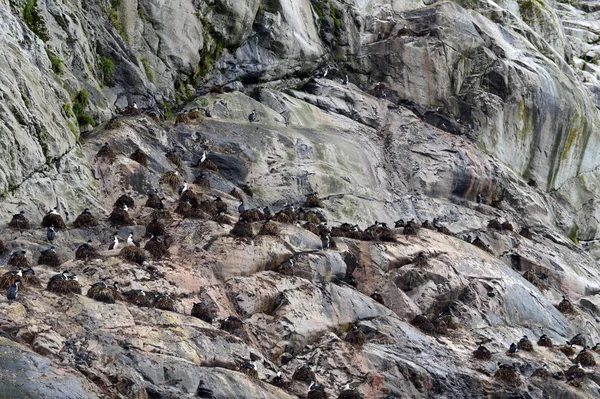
473,345,492,360
303,222,320,235
211,214,233,224
566,365,586,380
220,316,243,333
494,365,520,385
108,208,134,226
344,327,367,346
175,113,191,125
47,279,82,295
570,334,586,347
557,298,577,314
575,350,596,367
73,213,98,228
179,190,199,207
144,237,169,259
145,194,164,209
240,209,264,222
153,295,175,311
123,106,141,116
130,149,148,166
531,367,550,379
166,152,184,168
119,246,146,265
87,285,117,304
338,389,363,399
501,221,514,231
115,194,135,209
241,365,258,379
304,194,323,208
8,214,29,230
403,221,420,235
193,174,211,188
122,291,152,307
21,273,41,287
188,110,203,120
292,367,315,383
200,160,218,172
38,251,62,267
145,219,166,237
229,188,243,201
558,345,576,357
413,252,428,267
411,315,436,335
0,274,20,289
537,335,553,347
231,220,254,238
517,338,533,352
275,212,294,224
198,200,218,216
160,173,183,190
41,214,66,229
8,254,29,269
258,221,279,236
75,245,100,261
519,227,533,239
191,302,218,323
487,219,503,230
95,146,116,163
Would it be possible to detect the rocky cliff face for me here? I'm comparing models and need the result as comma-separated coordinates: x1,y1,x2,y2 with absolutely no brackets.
2,0,600,398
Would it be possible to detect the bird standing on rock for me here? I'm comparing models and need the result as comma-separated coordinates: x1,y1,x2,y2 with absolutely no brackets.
7,279,20,304
109,232,119,250
238,201,245,213
342,75,348,85
321,234,330,250
47,226,55,243
178,181,188,195
127,232,141,247
377,31,383,40
476,193,483,204
200,150,207,163
249,110,257,122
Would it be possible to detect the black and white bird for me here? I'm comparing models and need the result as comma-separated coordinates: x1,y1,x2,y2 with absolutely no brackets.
100,142,110,152
41,246,56,255
47,207,60,216
47,226,56,243
322,67,328,78
272,371,283,384
5,268,23,277
127,232,141,247
309,380,325,391
133,102,138,109
50,270,70,281
342,75,348,85
508,342,518,355
377,31,383,40
476,193,483,204
321,235,330,250
238,201,245,213
178,181,188,195
109,232,119,250
200,150,207,163
7,279,20,304
82,208,91,215
204,108,212,118
249,110,257,123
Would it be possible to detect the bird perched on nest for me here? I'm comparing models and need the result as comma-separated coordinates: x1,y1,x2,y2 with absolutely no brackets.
8,250,28,268
240,360,258,378
8,210,29,230
153,293,175,311
76,240,100,261
191,301,218,323
38,246,60,267
507,342,519,356
41,208,66,229
47,271,81,294
517,335,533,351
537,334,553,347
73,208,98,228
308,380,327,399
221,315,243,332
87,281,118,304
338,383,363,399
122,289,152,307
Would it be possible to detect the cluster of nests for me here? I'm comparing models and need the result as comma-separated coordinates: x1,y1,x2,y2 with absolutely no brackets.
410,312,458,336
395,218,451,236
473,333,599,386
86,285,175,310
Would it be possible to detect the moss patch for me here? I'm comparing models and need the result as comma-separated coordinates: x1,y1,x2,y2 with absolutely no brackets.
141,57,154,82
100,56,115,86
72,90,95,127
23,0,49,41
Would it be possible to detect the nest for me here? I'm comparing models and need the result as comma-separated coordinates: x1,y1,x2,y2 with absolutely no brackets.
199,200,218,216
108,208,134,226
145,194,164,209
115,194,135,209
145,219,166,237
473,345,492,360
231,220,254,238
292,367,315,383
436,225,453,236
188,110,203,120
122,291,152,307
0,274,20,289
471,237,491,253
73,213,98,228
411,315,436,335
166,152,184,168
487,219,503,230
240,209,264,222
214,199,227,213
338,390,363,399
38,252,62,267
95,146,116,163
258,221,279,236
229,189,243,201
8,254,29,269
191,302,218,323
566,365,586,380
47,279,82,295
304,213,321,225
8,214,30,230
160,173,183,190
494,366,520,385
519,228,533,239
275,212,294,224
211,214,233,224
570,335,586,347
193,174,211,188
403,221,419,235
531,368,550,379
241,185,253,198
175,113,191,125
153,295,175,311
501,221,514,231
144,238,169,259
87,286,116,304
201,160,218,172
179,190,199,207
119,246,146,265
344,328,367,346
575,350,596,367
150,209,171,220
517,339,533,352
123,106,141,116
537,336,553,347
304,194,323,208
413,252,428,267
558,346,576,357
308,389,328,399
130,149,148,166
75,245,100,261
21,273,41,287
220,317,243,332
241,367,258,379
303,222,320,235
557,299,576,314
522,271,538,286
378,227,396,242
41,214,66,229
